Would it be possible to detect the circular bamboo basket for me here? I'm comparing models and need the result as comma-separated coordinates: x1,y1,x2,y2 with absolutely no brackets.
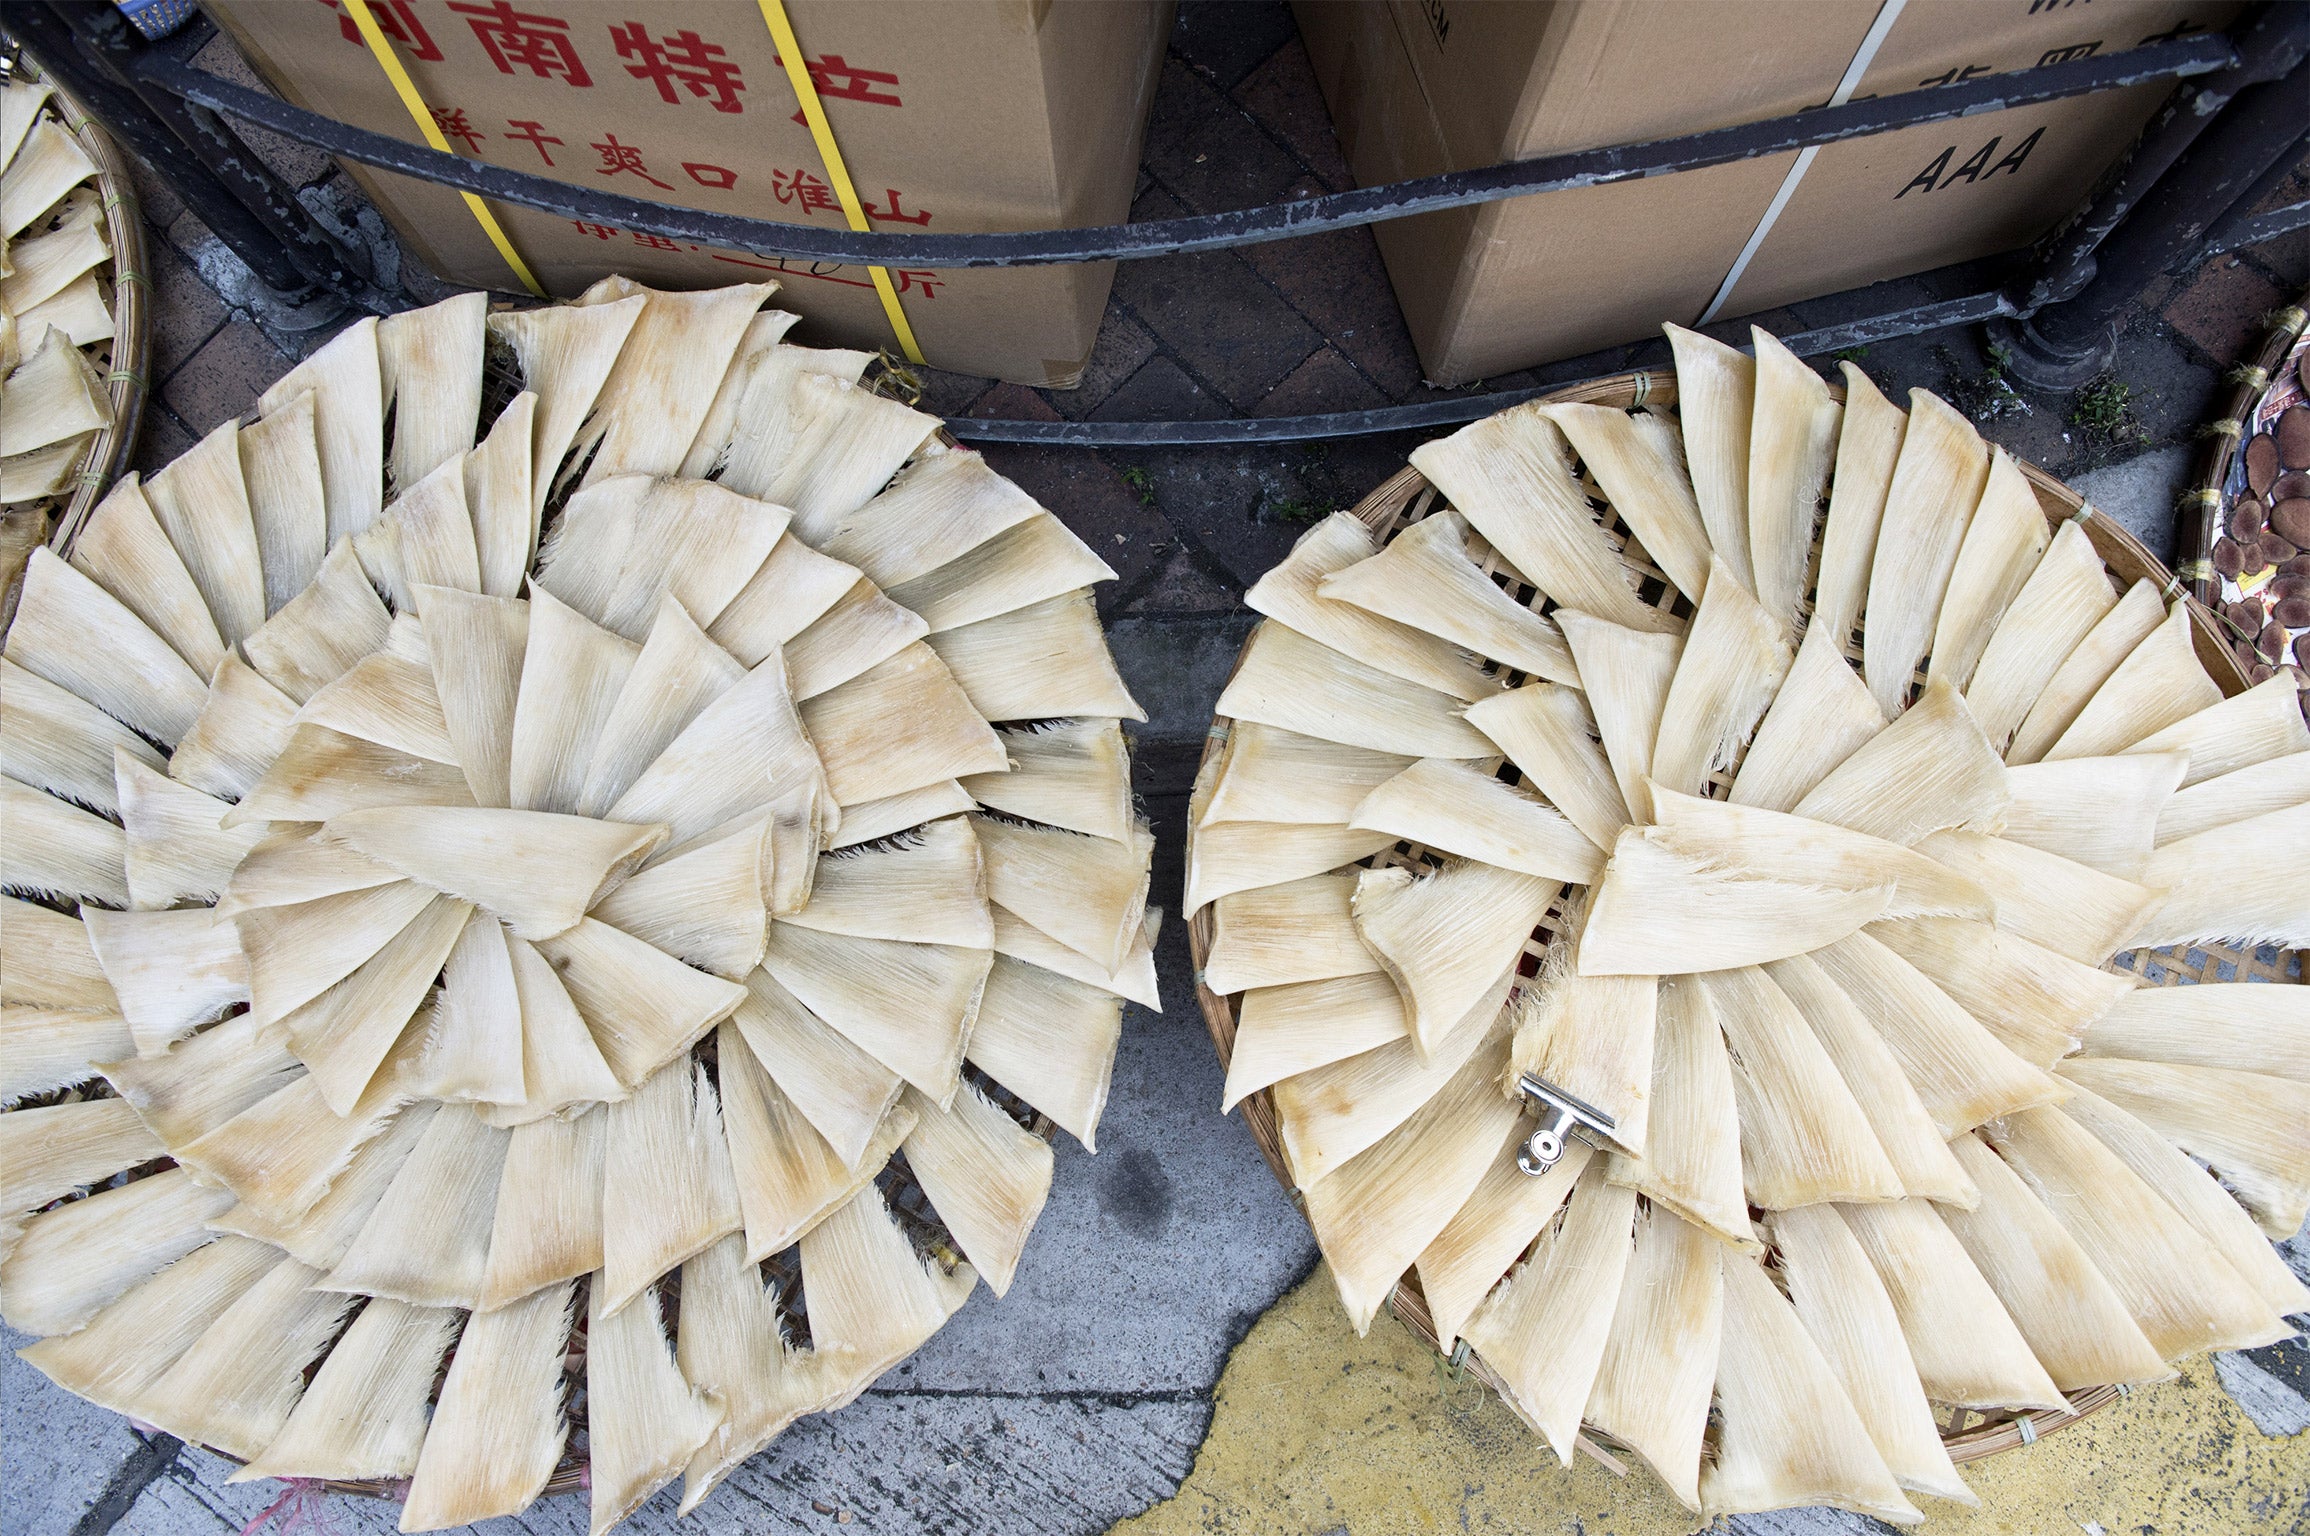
1187,366,2297,1471
21,65,151,552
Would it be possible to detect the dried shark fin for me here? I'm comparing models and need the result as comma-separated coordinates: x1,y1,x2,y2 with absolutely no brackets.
1983,1104,2289,1352
424,911,524,1106
783,579,927,702
759,922,988,1109
140,418,264,653
1512,897,1654,1153
1965,519,2117,751
1221,971,1407,1113
477,1104,605,1309
1538,402,1712,600
1792,677,2006,845
926,589,1143,723
728,966,903,1168
707,531,863,668
98,1010,300,1148
1704,965,1904,1209
1866,916,2129,1070
508,583,640,814
1461,682,1626,849
533,917,745,1088
1929,449,2050,692
530,473,644,623
117,753,263,909
963,718,1133,841
169,652,298,802
607,651,827,848
1647,785,1991,921
218,825,398,918
497,934,623,1119
719,1018,913,1259
236,392,329,617
2006,577,2165,765
1409,401,1672,631
0,656,164,814
1660,323,1754,594
1862,388,1991,716
1746,327,1840,630
1275,968,1511,1189
277,894,471,1115
1811,930,2064,1135
413,584,529,808
2128,672,2309,788
1216,620,1496,761
0,1167,233,1336
84,905,250,1054
1,1004,134,1105
169,1040,420,1226
1461,1157,1639,1463
675,1233,822,1513
2059,1055,2310,1241
240,539,394,705
1765,1205,1970,1508
2000,751,2187,879
578,282,774,488
966,955,1124,1150
1304,1028,1521,1334
886,511,1117,636
1351,757,1601,885
599,1057,743,1318
0,327,108,456
355,455,482,610
588,815,770,979
802,642,1009,807
2045,602,2221,762
1,118,94,239
1764,953,1975,1206
1555,610,1683,823
1938,1132,2170,1390
1583,1200,1721,1512
798,1183,976,1410
7,547,207,745
292,633,457,764
234,1297,458,1483
2059,1079,2310,1319
1604,976,1754,1251
2135,800,2310,949
672,312,819,471
1837,1198,2064,1410
1204,873,1377,995
1245,513,1498,701
1352,859,1553,1062
1578,828,1890,976
398,1279,575,1531
235,878,437,1032
577,598,744,816
1315,507,1580,686
973,814,1148,974
786,818,991,950
67,474,224,676
0,894,118,1011
1416,1134,1589,1352
902,1081,1053,1297
0,1098,160,1218
1649,558,1793,799
486,292,645,519
830,780,976,849
818,446,1041,590
1,779,127,907
259,316,383,544
323,805,664,942
135,1254,354,1458
705,368,939,542
1915,830,2159,965
377,290,485,492
2082,980,2309,1081
1200,719,1414,829
16,1237,280,1425
467,391,538,599
211,1101,433,1273
597,479,791,644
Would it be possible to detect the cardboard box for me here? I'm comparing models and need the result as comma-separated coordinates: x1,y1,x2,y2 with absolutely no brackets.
1296,0,2236,385
207,0,1173,386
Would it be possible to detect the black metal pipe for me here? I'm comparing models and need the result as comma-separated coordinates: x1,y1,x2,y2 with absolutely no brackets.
0,6,315,295
48,2,376,301
2012,1,2309,314
1999,47,2310,388
128,29,2236,270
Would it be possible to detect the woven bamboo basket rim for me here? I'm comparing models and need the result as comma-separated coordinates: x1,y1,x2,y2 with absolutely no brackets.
1187,365,2292,1472
17,61,151,552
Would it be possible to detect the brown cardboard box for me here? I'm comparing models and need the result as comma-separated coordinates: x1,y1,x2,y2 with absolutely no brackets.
1296,0,2235,385
207,0,1173,386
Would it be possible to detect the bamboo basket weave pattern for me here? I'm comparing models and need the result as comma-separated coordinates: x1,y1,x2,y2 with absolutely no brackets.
1188,367,2301,1468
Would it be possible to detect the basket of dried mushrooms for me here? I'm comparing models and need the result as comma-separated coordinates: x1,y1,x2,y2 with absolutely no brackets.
0,280,1155,1533
2,64,149,608
1187,325,2308,1524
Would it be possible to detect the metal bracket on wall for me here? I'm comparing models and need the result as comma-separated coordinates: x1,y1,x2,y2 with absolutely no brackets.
7,0,2308,443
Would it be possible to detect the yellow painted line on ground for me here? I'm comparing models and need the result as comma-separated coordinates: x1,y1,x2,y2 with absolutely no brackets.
1111,1263,2309,1535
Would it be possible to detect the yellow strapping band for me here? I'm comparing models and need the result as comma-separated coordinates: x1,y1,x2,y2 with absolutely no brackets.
343,0,545,298
756,0,926,365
